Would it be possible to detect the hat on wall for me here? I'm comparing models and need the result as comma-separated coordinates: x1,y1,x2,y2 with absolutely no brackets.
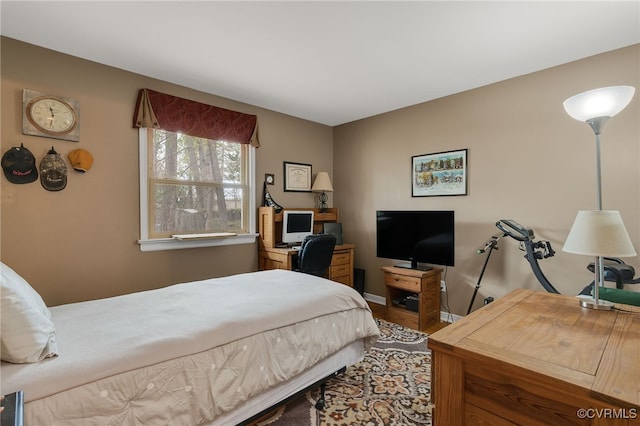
68,148,93,173
2,143,38,184
39,147,67,191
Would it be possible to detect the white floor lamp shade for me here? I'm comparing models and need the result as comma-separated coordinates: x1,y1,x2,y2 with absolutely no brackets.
563,86,635,122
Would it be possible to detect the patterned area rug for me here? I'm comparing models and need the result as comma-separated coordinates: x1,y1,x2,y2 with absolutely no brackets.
258,319,433,426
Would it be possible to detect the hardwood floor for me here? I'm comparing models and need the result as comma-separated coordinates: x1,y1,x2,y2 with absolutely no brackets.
367,300,388,319
367,300,450,334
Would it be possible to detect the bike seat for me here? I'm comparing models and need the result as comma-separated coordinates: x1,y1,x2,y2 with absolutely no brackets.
587,258,636,289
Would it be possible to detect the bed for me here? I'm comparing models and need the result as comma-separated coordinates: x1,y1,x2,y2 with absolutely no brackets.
0,265,380,425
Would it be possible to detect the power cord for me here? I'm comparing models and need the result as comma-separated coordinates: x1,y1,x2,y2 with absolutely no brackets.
440,266,454,323
613,307,640,314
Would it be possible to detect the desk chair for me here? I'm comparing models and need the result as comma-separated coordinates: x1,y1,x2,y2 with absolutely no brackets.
295,234,337,277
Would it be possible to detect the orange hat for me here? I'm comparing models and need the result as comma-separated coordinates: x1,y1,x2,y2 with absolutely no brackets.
68,148,93,173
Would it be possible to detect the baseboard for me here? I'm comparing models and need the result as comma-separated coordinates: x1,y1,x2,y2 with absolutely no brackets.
363,292,385,306
363,292,463,323
439,311,463,323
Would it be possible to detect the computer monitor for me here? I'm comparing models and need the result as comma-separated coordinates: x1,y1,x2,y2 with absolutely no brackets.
282,210,314,244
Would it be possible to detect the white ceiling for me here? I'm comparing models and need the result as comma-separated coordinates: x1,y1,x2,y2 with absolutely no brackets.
2,1,639,126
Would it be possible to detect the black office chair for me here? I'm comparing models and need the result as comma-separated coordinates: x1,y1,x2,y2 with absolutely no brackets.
295,234,337,277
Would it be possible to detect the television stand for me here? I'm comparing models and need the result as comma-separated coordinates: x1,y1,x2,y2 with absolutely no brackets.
382,266,442,331
394,262,433,271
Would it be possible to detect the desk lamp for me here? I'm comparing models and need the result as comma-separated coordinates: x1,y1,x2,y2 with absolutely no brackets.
312,172,333,212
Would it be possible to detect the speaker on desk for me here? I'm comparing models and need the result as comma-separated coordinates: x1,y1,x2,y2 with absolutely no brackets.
354,268,365,295
323,222,343,245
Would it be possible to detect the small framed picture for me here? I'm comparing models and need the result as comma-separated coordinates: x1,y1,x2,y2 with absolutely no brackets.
283,161,312,192
412,149,468,197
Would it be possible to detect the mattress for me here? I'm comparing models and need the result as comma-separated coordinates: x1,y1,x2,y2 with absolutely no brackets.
1,269,380,425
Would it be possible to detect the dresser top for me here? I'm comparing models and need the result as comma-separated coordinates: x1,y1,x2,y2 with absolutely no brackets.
429,289,640,408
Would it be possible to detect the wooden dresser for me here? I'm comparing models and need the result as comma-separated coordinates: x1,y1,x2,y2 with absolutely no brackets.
428,289,640,425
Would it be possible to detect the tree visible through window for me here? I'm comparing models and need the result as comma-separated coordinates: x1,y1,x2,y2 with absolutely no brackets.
147,128,249,238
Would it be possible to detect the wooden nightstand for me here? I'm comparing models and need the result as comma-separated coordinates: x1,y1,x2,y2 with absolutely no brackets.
381,266,442,331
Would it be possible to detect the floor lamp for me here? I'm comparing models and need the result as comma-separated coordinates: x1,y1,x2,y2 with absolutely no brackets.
562,85,636,309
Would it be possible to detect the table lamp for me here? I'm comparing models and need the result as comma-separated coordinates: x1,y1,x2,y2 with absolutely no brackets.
563,210,636,310
312,172,333,212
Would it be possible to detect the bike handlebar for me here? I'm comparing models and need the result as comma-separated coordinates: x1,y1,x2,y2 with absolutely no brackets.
495,219,560,294
496,219,535,242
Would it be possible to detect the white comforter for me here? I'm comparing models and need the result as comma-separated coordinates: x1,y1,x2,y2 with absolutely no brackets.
1,270,379,424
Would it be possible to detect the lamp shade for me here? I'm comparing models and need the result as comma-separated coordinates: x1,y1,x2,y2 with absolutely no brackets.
312,172,333,192
563,86,635,122
563,210,636,257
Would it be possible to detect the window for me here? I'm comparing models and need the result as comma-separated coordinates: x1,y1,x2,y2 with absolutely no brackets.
138,128,256,251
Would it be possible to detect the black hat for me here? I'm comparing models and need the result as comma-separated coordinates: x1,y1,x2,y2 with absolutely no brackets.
39,147,68,191
2,144,38,184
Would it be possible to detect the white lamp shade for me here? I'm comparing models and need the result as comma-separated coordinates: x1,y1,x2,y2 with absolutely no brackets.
312,172,333,192
563,210,636,257
563,86,635,122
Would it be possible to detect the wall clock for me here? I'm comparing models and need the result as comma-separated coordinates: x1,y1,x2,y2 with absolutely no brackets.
22,89,80,142
265,173,275,185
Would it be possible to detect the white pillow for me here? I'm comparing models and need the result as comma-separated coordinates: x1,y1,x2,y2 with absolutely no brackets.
1,262,58,363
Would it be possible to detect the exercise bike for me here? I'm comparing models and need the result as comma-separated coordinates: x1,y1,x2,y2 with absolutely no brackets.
467,219,640,314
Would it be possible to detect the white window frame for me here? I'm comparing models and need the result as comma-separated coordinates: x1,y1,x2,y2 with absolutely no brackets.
137,128,258,252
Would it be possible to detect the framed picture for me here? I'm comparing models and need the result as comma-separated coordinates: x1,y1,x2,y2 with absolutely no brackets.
283,161,312,192
412,149,467,197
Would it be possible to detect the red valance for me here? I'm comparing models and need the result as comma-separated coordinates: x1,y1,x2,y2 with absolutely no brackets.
133,89,259,147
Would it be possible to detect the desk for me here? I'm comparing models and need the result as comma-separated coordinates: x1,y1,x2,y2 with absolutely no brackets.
258,244,355,287
428,289,640,425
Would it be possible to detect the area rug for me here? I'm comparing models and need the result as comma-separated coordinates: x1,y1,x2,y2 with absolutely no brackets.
258,319,433,426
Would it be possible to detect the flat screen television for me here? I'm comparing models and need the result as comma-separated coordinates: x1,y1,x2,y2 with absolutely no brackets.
376,210,455,269
282,210,314,244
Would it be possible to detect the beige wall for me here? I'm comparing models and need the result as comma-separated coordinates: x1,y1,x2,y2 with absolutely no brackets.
3,37,639,316
334,44,640,316
1,37,332,306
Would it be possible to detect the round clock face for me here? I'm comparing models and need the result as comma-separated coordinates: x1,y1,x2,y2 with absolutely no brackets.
26,97,77,135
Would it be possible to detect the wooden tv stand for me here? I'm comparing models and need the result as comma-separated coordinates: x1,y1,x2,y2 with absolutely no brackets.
381,266,442,332
257,207,355,286
428,289,640,425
